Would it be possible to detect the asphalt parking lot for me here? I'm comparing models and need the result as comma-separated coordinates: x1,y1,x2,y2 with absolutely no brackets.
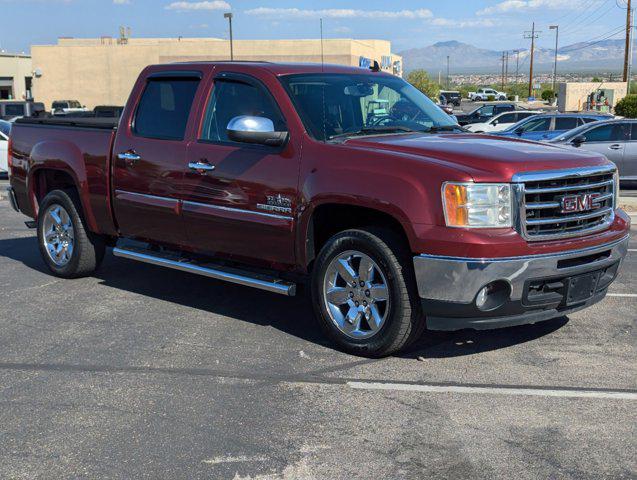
0,187,635,479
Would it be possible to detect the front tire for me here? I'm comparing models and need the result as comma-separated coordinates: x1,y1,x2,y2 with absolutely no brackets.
311,228,425,357
37,189,105,278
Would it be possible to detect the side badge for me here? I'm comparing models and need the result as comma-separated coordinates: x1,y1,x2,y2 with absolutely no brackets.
257,194,293,214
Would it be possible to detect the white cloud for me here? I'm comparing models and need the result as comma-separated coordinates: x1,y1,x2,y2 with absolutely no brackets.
477,0,579,16
166,1,230,12
244,7,433,20
113,0,130,4
431,18,495,28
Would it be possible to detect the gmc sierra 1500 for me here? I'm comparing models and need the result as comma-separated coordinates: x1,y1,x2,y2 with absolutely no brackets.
6,62,631,357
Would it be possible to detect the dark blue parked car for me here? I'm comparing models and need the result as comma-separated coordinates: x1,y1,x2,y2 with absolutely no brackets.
492,113,612,141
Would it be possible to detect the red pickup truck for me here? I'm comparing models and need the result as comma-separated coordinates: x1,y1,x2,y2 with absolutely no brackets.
6,62,630,357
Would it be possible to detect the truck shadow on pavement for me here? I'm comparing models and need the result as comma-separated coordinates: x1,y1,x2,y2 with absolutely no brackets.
0,237,569,359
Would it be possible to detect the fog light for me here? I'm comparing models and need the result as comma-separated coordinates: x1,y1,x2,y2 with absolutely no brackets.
475,280,511,312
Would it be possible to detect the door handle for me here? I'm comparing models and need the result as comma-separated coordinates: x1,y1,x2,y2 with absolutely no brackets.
188,161,215,173
609,144,623,150
118,151,141,166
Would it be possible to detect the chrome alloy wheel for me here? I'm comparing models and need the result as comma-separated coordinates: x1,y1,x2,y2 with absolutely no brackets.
322,250,390,339
42,204,75,267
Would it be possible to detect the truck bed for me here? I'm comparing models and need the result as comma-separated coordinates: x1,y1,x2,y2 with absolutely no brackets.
9,117,118,235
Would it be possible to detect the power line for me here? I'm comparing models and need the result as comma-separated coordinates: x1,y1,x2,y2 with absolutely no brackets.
559,0,616,36
559,25,626,53
558,0,608,30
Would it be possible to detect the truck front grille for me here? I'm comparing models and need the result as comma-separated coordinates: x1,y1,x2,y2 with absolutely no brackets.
514,166,617,241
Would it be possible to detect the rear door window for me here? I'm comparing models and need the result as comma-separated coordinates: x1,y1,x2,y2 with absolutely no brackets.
496,113,516,124
554,117,579,130
133,77,200,140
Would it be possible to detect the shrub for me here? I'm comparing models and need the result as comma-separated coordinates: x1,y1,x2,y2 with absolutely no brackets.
487,95,496,101
615,94,637,118
541,89,555,102
406,70,440,98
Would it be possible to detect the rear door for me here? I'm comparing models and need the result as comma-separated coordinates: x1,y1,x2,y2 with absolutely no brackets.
180,71,300,266
519,116,552,140
578,123,628,166
112,70,203,245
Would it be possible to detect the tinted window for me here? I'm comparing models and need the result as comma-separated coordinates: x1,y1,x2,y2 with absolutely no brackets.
52,102,68,110
480,105,495,116
201,80,286,143
631,123,637,140
134,78,200,140
583,124,625,142
518,112,537,120
581,117,600,124
495,105,514,114
522,117,551,132
497,113,516,123
554,117,579,130
4,104,25,116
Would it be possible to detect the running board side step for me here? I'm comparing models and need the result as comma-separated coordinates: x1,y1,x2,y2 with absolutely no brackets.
112,247,296,296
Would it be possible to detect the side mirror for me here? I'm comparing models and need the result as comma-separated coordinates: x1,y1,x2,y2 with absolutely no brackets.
514,127,525,135
226,116,288,147
571,135,586,147
492,120,499,126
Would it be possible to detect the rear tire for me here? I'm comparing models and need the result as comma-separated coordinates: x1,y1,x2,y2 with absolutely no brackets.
37,189,105,278
311,228,425,357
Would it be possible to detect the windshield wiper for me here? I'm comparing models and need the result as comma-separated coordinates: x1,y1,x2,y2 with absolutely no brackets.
425,125,465,133
328,125,422,141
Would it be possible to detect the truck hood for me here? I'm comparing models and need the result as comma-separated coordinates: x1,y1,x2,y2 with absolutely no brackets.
344,133,611,182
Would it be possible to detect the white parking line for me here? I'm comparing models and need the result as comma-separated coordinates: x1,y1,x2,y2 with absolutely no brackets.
607,293,637,298
347,381,637,400
628,249,637,252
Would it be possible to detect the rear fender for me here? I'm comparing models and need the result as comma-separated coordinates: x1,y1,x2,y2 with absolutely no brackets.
27,140,98,232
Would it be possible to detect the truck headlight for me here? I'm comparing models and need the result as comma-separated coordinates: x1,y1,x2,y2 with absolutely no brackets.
443,182,512,228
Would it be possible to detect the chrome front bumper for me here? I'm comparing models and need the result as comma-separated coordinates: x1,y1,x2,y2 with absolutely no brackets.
413,235,629,330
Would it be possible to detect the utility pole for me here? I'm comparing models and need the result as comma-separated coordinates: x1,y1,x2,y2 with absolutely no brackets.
446,55,450,89
514,49,520,84
524,23,540,98
629,7,635,93
224,12,234,61
501,52,505,90
624,0,632,82
504,51,509,86
549,25,559,95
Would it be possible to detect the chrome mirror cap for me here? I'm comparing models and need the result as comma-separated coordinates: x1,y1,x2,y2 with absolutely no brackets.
226,115,288,147
227,115,275,133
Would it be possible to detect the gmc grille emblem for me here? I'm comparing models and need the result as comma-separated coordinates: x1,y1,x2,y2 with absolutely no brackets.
560,193,601,214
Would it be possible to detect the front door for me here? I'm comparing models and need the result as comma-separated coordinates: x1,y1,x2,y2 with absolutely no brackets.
622,123,637,179
181,72,300,266
112,72,202,245
578,122,628,167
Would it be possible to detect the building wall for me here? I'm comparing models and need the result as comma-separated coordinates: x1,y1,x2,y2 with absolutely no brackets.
32,37,402,109
0,54,33,100
558,81,628,112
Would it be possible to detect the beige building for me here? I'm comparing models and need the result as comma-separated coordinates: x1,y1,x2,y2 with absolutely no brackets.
31,37,403,109
0,53,33,100
558,81,628,113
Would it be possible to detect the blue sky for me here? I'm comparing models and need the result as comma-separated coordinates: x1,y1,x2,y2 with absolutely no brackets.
0,0,630,54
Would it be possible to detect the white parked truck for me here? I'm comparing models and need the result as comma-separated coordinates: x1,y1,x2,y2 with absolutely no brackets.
468,88,507,102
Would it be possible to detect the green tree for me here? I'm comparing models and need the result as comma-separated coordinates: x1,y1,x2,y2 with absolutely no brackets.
541,89,555,102
615,94,637,118
592,76,602,83
406,70,440,99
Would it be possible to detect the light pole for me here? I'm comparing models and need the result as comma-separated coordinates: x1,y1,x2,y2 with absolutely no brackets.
549,25,559,97
224,12,234,61
446,55,450,89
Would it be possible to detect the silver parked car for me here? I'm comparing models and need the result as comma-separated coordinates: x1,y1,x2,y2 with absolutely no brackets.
550,119,637,181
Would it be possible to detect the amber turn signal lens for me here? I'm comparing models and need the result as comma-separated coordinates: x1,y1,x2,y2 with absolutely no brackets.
443,183,469,227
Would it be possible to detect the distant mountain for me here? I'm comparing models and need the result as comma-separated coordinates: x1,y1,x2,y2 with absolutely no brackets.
399,39,634,74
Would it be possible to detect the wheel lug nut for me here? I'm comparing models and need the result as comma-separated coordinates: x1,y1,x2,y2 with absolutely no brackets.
354,301,359,307
365,290,370,296
360,281,365,287
349,291,354,298
351,282,357,288
363,301,367,306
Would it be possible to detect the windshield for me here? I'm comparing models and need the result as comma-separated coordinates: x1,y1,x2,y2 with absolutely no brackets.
279,73,457,141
